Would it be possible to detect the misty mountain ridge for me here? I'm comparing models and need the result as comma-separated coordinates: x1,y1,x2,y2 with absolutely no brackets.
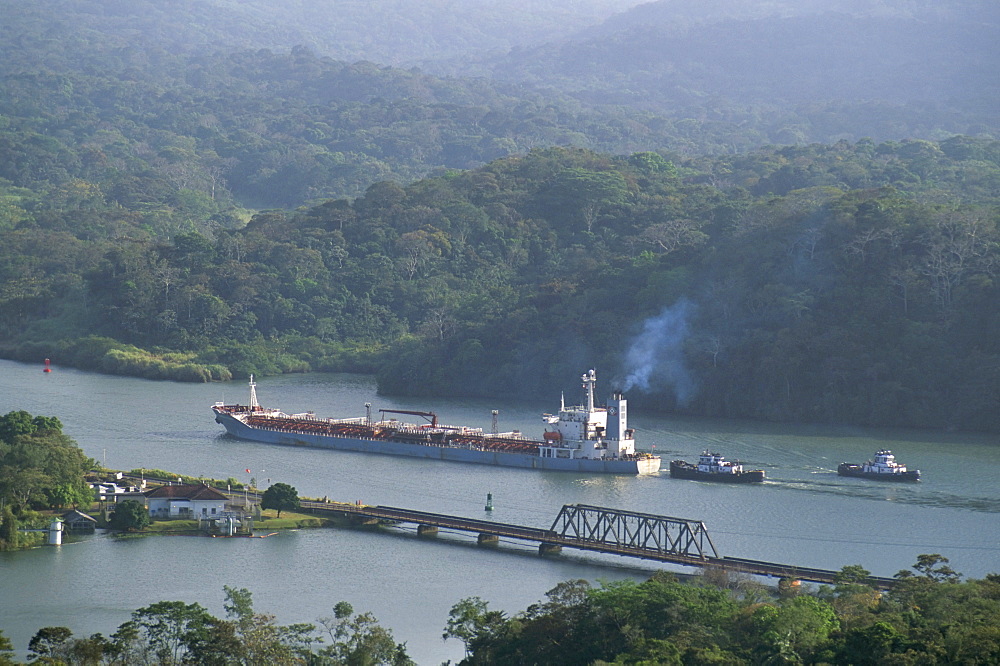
7,0,644,72
2,0,996,184
589,0,1000,35
491,0,999,115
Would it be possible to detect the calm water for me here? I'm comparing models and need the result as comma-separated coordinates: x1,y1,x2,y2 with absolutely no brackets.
1,359,998,663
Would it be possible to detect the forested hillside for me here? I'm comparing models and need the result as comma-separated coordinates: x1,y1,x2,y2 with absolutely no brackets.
3,140,998,431
0,6,678,208
493,0,998,144
1,0,997,432
4,0,643,72
3,0,809,212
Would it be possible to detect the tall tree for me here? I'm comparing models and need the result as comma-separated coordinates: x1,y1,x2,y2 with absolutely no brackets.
109,500,151,532
260,482,300,518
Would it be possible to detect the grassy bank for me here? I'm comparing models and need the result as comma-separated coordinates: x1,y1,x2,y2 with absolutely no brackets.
130,509,333,535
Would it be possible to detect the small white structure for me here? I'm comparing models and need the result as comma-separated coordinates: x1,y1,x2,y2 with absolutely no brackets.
48,518,63,545
696,451,746,475
92,482,143,502
144,483,229,519
863,450,909,475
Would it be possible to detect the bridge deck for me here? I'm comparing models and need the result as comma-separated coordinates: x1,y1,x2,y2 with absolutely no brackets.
299,500,896,588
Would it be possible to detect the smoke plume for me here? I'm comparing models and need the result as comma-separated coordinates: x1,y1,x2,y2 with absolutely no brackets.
621,298,696,406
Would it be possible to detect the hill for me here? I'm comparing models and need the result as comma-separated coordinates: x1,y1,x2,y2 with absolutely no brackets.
2,0,644,71
490,0,999,144
1,0,997,431
3,141,998,431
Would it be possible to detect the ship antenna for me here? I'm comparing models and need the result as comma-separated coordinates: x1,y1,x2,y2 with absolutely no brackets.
248,375,259,411
560,391,565,411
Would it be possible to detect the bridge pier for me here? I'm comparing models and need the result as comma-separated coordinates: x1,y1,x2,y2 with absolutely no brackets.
349,515,379,526
294,501,895,587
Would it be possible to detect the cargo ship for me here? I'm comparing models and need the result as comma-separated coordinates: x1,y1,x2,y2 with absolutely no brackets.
838,450,920,481
213,370,661,474
669,451,765,483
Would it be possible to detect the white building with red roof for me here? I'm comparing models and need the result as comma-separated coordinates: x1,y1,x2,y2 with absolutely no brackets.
144,483,230,519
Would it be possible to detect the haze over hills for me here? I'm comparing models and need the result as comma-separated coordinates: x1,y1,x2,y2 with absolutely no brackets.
489,0,998,142
7,0,993,149
6,0,645,70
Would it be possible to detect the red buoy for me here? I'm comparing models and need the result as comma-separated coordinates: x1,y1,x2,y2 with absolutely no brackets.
43,358,51,373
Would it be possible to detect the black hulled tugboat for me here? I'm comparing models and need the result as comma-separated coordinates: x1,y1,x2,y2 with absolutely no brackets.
669,451,765,483
838,450,920,481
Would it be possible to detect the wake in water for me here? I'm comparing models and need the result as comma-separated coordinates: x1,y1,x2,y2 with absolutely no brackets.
765,474,1000,514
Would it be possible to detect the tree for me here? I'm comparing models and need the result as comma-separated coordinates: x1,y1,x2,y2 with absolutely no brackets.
0,630,15,666
839,621,903,665
834,564,872,586
442,596,509,663
49,481,94,509
260,482,300,518
0,410,39,442
637,218,708,255
760,596,839,662
0,412,92,511
218,585,318,664
443,597,490,657
896,553,962,583
318,601,413,665
0,505,18,550
540,168,629,232
109,499,151,532
130,600,216,665
28,626,74,662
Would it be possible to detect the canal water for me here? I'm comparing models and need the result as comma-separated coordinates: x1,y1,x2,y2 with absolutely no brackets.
1,359,997,663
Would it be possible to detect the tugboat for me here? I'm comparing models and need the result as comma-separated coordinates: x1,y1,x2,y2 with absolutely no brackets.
669,451,765,483
838,450,920,481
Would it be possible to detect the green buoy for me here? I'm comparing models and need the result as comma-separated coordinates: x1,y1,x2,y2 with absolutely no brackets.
485,492,494,511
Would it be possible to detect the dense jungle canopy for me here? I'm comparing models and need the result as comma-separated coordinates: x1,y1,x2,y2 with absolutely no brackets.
0,0,997,432
3,559,999,664
3,140,998,431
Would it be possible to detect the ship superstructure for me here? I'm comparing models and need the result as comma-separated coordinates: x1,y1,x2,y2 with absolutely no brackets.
539,369,637,463
838,450,920,481
669,451,765,483
213,370,660,474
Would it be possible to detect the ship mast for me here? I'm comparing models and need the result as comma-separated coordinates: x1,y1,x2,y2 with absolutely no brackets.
582,369,596,413
248,375,259,411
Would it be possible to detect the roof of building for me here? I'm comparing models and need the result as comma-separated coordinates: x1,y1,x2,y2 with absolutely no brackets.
144,483,229,501
62,509,98,523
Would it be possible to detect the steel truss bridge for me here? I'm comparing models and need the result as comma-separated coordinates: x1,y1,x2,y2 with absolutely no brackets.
300,500,896,588
549,503,718,560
